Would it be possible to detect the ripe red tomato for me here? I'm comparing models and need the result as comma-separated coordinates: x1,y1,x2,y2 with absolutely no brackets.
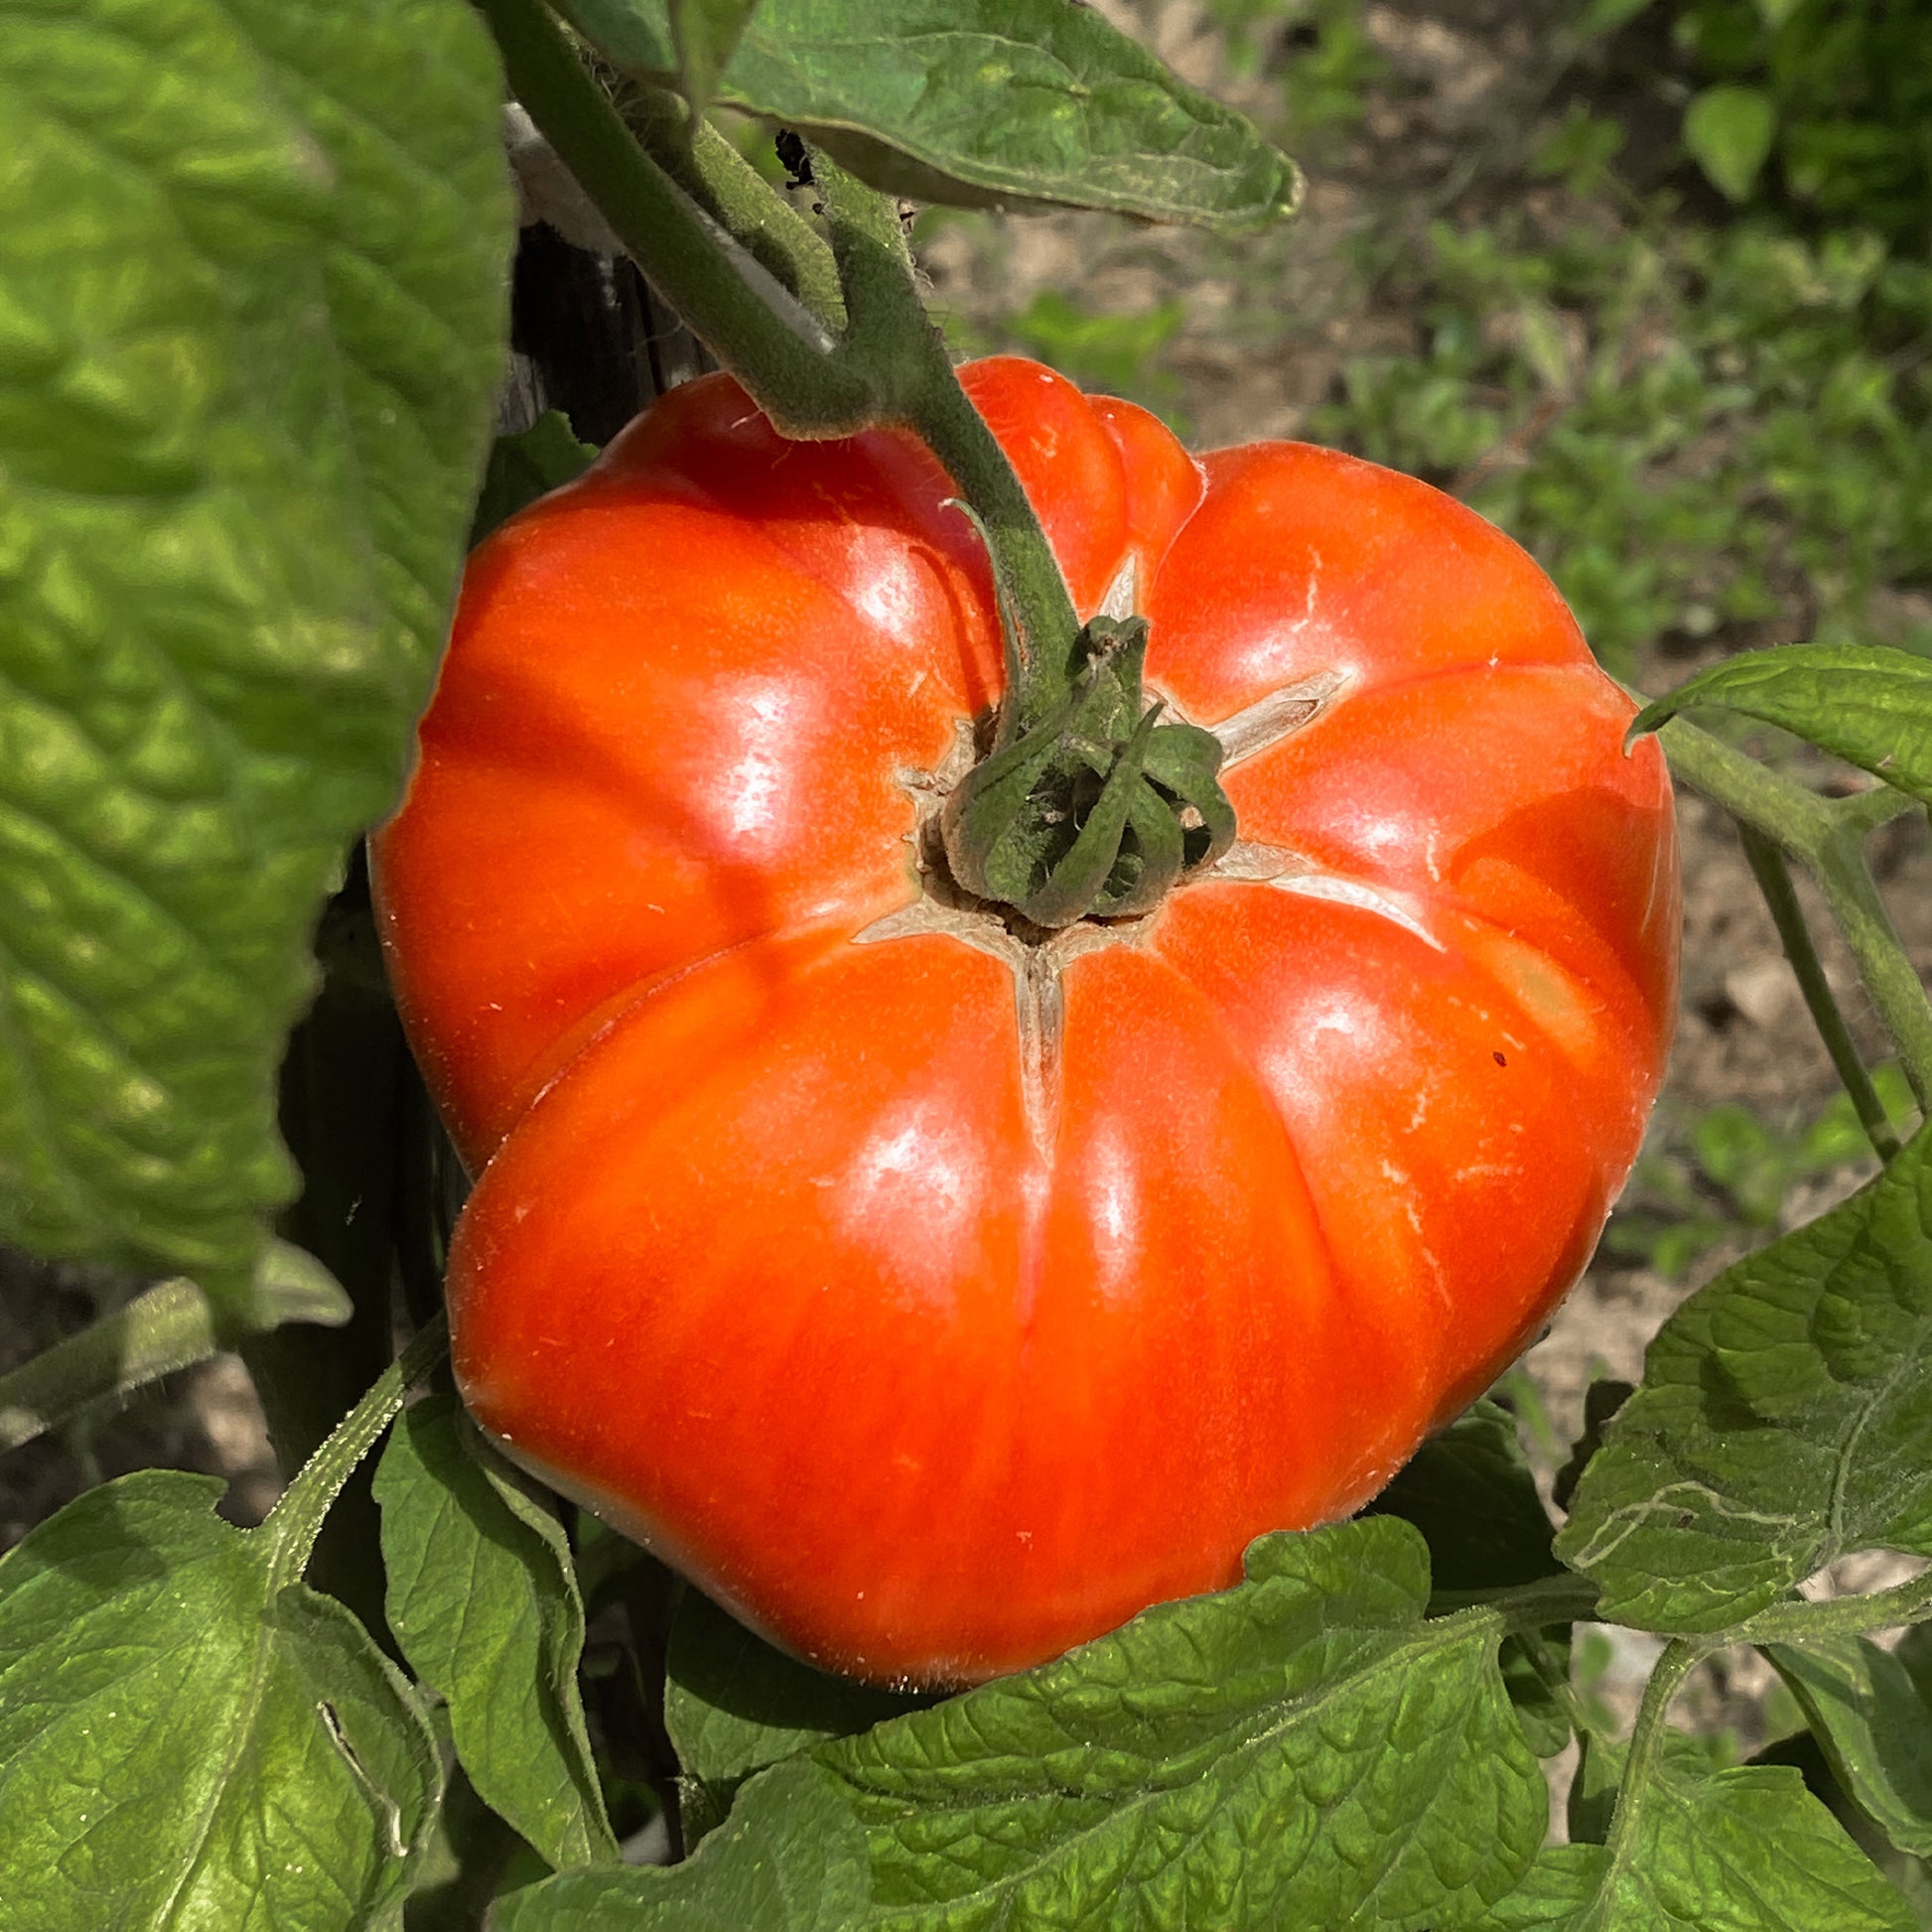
373,357,1677,1688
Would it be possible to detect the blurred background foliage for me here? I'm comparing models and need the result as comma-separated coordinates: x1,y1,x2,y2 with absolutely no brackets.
918,0,1932,679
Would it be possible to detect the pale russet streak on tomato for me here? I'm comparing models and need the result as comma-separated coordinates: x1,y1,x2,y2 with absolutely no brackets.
373,356,1678,1687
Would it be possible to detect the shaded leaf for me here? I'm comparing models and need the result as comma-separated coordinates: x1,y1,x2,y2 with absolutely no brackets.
1557,1127,1932,1630
672,0,762,113
0,0,511,1309
556,0,1302,229
1635,644,1932,803
1764,1634,1932,1858
471,413,598,547
373,1395,616,1872
1684,85,1777,204
0,1471,441,1931
1552,1378,1636,1516
489,1758,872,1930
1373,1398,1573,1756
1375,1398,1560,1592
665,1586,927,1845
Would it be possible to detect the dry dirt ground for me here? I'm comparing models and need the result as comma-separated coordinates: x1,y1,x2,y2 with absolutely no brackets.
4,0,1928,1778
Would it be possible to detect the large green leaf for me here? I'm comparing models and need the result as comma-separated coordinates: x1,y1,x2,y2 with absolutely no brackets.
556,0,1302,229
1557,1126,1932,1629
1763,1635,1932,1859
1483,1752,1914,1931
1633,644,1932,805
373,1396,617,1873
0,0,511,1309
491,1759,874,1930
820,1516,1542,1930
0,1471,442,1931
498,1519,1545,1929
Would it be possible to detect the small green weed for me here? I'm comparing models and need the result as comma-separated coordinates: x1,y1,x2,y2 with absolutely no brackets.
1597,0,1932,238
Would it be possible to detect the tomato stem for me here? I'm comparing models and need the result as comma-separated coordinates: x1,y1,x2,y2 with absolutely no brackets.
1735,824,1902,1161
622,89,848,336
1657,717,1932,1118
261,1314,449,1591
483,0,1237,925
483,0,872,430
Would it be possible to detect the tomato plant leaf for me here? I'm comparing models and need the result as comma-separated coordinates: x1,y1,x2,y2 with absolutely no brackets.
472,414,600,548
665,1587,929,1844
811,1516,1543,1929
671,0,762,114
1554,1750,1912,1930
489,1758,874,1930
1632,644,1932,805
373,1395,618,1872
552,0,1303,229
1467,1845,1609,1930
0,1470,441,1931
1372,1399,1573,1756
1374,1398,1561,1591
1762,1635,1932,1859
1556,1126,1932,1629
0,0,510,1310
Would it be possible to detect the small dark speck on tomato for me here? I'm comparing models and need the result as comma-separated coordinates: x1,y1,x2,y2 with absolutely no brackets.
1492,1050,1507,1066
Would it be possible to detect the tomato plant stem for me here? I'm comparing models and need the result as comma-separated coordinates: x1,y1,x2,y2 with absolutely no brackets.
480,0,1084,712
1658,717,1932,1117
622,87,847,334
812,153,1084,700
1731,1567,1932,1645
262,1314,448,1590
1601,1637,1701,1865
1736,825,1902,1161
483,0,871,431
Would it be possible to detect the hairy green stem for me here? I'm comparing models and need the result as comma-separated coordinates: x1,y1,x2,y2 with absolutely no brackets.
622,86,845,332
1731,1566,1932,1646
1433,1571,1600,1628
483,0,871,432
1735,824,1901,1161
1658,717,1932,1114
263,1315,448,1590
811,152,1081,700
483,0,1083,718
1601,1638,1701,1868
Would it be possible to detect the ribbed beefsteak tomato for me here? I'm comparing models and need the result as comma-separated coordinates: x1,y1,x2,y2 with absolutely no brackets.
373,356,1678,1688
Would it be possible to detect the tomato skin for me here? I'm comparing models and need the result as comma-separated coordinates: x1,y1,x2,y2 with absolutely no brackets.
374,356,1678,1688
